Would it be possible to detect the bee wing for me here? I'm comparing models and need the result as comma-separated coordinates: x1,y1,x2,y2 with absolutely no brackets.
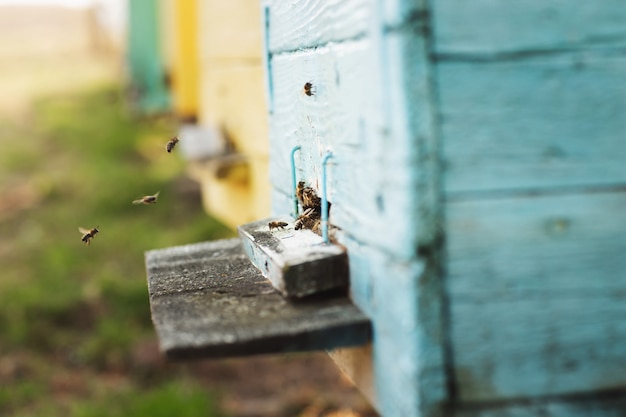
132,198,143,205
153,191,160,199
79,227,90,234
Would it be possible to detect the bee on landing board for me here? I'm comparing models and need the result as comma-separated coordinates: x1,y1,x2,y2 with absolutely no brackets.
166,136,179,153
268,221,288,231
132,191,160,205
79,227,99,245
303,82,315,97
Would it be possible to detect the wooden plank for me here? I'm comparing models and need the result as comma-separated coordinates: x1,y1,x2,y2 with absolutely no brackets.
339,233,447,417
438,49,626,194
266,0,430,54
198,0,264,61
445,191,626,401
238,218,350,298
454,391,626,417
145,238,371,359
170,0,199,118
198,64,269,156
267,0,370,53
432,0,626,55
328,344,375,406
195,64,272,225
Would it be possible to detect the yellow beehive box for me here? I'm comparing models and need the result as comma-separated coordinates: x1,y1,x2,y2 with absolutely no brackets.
187,0,270,227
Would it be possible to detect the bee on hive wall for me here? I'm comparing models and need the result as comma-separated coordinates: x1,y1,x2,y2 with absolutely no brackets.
303,82,315,97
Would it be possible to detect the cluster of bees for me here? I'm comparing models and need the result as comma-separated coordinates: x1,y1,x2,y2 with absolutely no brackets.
268,180,329,235
79,136,180,245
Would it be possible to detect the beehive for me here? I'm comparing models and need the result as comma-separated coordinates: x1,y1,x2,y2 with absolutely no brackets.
263,1,626,416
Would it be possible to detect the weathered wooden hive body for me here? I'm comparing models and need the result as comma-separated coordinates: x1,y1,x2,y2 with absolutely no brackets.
263,1,626,416
144,1,626,416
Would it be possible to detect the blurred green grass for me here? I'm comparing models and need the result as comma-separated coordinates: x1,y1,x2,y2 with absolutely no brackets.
0,85,233,416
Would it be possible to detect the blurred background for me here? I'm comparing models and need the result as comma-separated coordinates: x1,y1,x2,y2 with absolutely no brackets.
0,1,376,416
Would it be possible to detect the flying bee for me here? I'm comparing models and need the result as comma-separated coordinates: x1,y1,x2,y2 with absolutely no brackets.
166,136,179,153
132,191,160,205
79,226,99,245
303,82,315,97
268,221,288,231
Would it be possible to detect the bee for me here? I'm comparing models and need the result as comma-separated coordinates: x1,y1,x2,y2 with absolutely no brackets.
301,187,321,210
79,226,99,245
294,207,319,230
303,82,315,97
268,221,288,231
132,191,160,205
166,136,179,153
296,181,306,206
296,181,321,210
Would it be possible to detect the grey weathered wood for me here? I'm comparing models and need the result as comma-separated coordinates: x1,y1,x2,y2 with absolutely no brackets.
438,49,626,195
446,191,626,401
145,238,371,359
238,218,349,298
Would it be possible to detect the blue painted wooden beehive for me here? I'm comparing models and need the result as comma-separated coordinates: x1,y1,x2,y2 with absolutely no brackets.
262,1,626,416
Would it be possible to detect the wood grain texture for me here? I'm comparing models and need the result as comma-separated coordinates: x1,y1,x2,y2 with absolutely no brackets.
238,218,350,297
438,49,626,195
432,0,626,55
446,191,626,401
342,233,446,417
146,238,371,359
262,0,626,415
269,34,440,260
454,394,626,417
267,0,370,53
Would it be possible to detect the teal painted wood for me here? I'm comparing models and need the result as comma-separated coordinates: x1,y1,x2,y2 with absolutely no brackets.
127,0,169,113
454,394,626,417
433,0,626,408
446,191,626,401
265,0,446,416
438,49,626,194
432,0,626,55
265,0,626,416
